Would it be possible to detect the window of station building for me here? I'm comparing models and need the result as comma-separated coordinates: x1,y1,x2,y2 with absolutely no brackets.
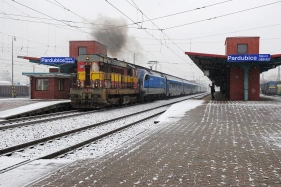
237,44,248,54
36,79,48,91
59,79,64,91
78,47,87,55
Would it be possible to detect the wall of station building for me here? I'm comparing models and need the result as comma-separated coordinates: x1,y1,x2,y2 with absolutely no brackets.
226,37,260,101
30,77,71,99
229,66,244,100
225,37,260,55
69,40,107,59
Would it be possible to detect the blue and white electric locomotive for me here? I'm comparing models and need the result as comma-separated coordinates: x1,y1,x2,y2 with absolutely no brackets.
136,68,205,102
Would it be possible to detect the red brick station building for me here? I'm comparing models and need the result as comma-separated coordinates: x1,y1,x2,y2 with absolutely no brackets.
21,37,281,101
186,36,281,100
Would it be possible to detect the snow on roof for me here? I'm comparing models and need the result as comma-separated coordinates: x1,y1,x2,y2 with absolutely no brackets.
0,81,12,85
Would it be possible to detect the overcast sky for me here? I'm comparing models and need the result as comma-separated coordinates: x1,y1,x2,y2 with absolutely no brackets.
0,0,281,85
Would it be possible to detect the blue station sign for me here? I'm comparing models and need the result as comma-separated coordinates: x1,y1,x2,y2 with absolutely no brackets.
227,54,270,62
40,57,75,65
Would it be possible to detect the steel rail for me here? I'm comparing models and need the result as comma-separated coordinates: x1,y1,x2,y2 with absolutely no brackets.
0,110,163,174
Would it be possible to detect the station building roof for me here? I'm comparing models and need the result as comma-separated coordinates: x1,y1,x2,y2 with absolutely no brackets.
185,52,281,87
22,72,72,78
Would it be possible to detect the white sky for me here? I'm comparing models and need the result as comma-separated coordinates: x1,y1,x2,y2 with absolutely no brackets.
0,0,281,85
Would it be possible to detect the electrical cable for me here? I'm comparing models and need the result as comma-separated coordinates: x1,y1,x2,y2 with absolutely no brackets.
162,1,281,30
106,0,235,30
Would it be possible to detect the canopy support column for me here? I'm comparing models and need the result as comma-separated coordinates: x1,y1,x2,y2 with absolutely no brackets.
241,65,252,101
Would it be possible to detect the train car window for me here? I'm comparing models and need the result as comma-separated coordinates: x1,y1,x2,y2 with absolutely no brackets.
128,68,132,76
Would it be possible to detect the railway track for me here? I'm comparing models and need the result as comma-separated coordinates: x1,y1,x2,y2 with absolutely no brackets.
0,93,208,131
0,93,209,174
0,106,166,174
0,109,86,130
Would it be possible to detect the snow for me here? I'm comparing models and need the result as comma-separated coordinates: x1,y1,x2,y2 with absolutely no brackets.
0,98,205,187
154,99,204,123
0,100,70,119
0,81,11,85
2,97,281,186
0,157,71,187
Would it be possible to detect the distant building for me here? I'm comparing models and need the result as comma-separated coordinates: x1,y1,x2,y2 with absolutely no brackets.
0,81,12,85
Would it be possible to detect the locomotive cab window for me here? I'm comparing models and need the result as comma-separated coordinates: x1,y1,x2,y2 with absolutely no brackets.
36,79,48,91
145,75,150,81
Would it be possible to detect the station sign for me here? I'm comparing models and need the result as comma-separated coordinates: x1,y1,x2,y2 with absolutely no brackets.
40,57,75,65
227,54,270,62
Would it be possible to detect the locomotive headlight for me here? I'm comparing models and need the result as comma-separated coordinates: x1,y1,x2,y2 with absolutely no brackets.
77,80,81,87
94,80,100,88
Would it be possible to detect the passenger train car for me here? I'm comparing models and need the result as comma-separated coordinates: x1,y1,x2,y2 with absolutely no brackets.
261,81,277,95
70,54,207,109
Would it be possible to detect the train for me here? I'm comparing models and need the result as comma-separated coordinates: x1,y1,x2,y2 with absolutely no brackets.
0,81,29,98
261,81,277,95
70,54,207,108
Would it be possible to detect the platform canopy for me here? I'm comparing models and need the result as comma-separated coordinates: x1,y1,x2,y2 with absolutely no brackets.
185,52,281,87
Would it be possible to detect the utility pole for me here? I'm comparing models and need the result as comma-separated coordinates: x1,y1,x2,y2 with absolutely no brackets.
276,66,280,81
12,36,16,98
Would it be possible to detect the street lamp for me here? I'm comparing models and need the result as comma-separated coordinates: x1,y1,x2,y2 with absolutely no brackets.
148,61,159,71
12,36,16,98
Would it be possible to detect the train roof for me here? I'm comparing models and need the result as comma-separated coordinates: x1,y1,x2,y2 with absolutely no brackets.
126,62,203,86
79,54,205,87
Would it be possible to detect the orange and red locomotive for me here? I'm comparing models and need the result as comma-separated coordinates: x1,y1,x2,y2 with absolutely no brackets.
70,54,139,108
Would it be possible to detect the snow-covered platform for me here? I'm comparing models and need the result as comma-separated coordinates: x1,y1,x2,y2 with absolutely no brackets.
24,94,281,187
0,98,71,120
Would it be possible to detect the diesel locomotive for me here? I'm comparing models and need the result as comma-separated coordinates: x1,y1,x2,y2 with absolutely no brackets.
70,54,206,109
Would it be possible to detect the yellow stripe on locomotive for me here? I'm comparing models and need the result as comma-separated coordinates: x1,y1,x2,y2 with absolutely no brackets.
70,54,139,108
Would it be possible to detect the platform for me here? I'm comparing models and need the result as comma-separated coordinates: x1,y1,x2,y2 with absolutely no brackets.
0,99,71,120
22,94,281,187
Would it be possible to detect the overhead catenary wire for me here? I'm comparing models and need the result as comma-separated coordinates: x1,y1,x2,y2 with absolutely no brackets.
3,0,280,81
3,2,281,44
105,0,194,67
125,0,200,75
128,0,207,78
162,1,281,30
105,0,179,70
43,0,160,63
105,0,235,30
